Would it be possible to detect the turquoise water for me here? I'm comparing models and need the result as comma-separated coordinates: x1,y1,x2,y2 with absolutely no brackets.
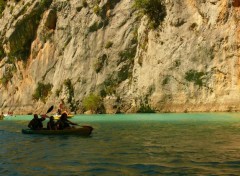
1,113,240,175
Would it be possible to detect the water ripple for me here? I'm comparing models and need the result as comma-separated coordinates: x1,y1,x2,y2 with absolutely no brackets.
1,114,240,175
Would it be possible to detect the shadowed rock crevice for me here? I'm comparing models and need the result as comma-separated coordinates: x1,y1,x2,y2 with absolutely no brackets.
6,0,53,61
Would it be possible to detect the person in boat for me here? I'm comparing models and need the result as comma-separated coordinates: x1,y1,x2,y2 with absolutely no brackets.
56,112,78,130
47,116,57,130
58,99,66,114
28,114,46,130
0,112,3,120
57,108,62,115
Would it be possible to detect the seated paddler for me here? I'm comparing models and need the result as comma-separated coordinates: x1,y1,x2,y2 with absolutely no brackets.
56,112,77,130
28,114,46,130
47,116,57,130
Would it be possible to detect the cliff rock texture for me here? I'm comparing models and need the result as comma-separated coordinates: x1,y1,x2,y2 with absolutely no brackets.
0,0,239,114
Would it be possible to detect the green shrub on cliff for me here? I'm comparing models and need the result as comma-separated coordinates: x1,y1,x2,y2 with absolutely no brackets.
0,73,12,87
185,69,206,87
105,41,113,49
137,104,155,113
118,46,136,63
83,93,103,113
88,21,102,32
82,0,88,7
93,5,101,15
40,0,52,9
32,82,52,102
0,65,16,87
64,78,74,104
134,0,166,28
94,54,107,73
0,49,5,59
0,0,6,15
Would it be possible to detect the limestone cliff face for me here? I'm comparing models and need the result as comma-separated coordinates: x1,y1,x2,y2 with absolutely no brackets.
0,0,239,114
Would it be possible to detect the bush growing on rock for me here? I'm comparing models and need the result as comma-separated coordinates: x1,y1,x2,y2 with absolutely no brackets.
82,0,88,7
0,0,6,15
83,93,104,113
134,0,167,28
105,41,113,49
94,54,107,73
185,69,206,87
32,82,53,102
64,78,74,104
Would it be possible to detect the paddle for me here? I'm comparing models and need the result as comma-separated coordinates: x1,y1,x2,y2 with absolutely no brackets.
46,105,54,114
41,105,54,118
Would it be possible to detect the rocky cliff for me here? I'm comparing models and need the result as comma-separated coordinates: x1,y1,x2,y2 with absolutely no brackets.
0,0,239,114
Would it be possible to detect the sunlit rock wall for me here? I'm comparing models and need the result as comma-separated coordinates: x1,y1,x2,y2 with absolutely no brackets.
0,0,239,114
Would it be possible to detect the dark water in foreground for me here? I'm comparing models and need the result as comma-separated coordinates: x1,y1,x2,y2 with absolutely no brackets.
1,113,240,175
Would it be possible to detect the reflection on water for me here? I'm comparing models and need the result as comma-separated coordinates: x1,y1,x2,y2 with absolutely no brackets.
1,113,240,175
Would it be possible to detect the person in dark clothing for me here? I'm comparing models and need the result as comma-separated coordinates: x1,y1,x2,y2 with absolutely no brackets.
0,112,3,120
47,116,57,130
56,113,77,130
57,108,62,115
28,114,46,130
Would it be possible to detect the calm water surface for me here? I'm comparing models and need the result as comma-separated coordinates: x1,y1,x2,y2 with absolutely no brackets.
1,113,240,175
